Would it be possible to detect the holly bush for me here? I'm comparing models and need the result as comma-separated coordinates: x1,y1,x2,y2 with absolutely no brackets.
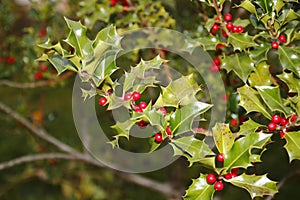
2,0,300,199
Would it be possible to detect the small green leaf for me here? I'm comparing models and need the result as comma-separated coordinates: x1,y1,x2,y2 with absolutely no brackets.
256,86,292,115
281,9,300,26
284,131,300,161
238,85,272,119
227,174,278,198
224,132,271,170
212,123,235,154
274,0,285,13
222,53,255,82
239,119,261,136
170,102,212,135
249,61,272,86
228,33,258,51
111,120,136,145
255,0,272,13
277,72,300,94
249,43,269,64
278,46,300,77
184,174,215,200
239,0,257,16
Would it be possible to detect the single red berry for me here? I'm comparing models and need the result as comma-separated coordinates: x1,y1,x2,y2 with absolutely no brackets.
212,24,220,32
271,41,279,49
230,119,238,127
124,93,132,100
226,22,234,31
154,133,163,143
132,91,141,101
139,101,147,110
206,174,217,184
39,29,46,38
166,125,172,135
290,114,297,122
34,72,43,80
210,65,220,72
222,29,228,37
280,117,288,126
278,34,287,43
217,153,224,162
7,56,15,65
231,168,239,177
214,17,220,21
123,5,129,11
222,94,228,101
237,26,244,33
268,122,277,131
213,58,221,66
272,115,281,124
232,26,238,33
224,13,232,22
122,0,128,6
138,120,148,128
40,65,47,72
216,44,225,49
279,131,285,139
135,108,143,113
224,173,233,180
99,97,107,106
159,107,167,115
239,116,246,123
214,181,224,191
110,0,118,6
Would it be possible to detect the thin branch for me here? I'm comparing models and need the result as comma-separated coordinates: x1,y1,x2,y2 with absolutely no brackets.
0,101,182,199
0,71,73,89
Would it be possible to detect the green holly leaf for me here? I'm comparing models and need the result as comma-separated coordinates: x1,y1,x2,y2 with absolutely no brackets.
278,46,300,77
256,86,292,115
228,33,258,51
226,174,278,198
81,88,97,101
255,0,272,13
224,132,271,170
239,0,257,16
277,72,300,94
183,36,223,53
169,102,212,135
154,74,201,108
284,131,300,161
249,43,269,63
281,9,300,26
184,174,215,200
234,18,251,27
170,136,215,167
212,123,235,155
239,119,261,136
110,120,136,147
238,85,272,119
64,17,93,58
248,61,272,86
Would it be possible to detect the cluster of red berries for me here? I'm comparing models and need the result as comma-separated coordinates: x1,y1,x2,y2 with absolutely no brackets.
210,57,221,72
154,125,172,143
211,13,244,37
268,114,298,139
0,56,16,65
206,167,239,191
271,34,286,49
34,65,48,81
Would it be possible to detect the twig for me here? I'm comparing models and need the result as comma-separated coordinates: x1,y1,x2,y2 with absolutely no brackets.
0,71,73,89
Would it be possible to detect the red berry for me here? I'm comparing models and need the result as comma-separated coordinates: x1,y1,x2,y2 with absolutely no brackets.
222,30,228,37
214,17,220,21
232,26,238,33
34,72,43,80
231,168,239,177
124,93,132,100
139,101,147,110
216,44,225,49
237,26,244,33
217,153,224,162
159,107,167,115
210,65,220,72
138,120,148,128
214,181,224,191
132,91,141,101
122,0,128,6
224,173,233,180
135,108,143,113
99,97,107,106
290,114,297,122
224,13,232,22
154,133,163,143
272,115,281,124
110,0,117,6
222,94,228,101
206,174,217,184
213,58,221,66
212,24,220,32
278,34,286,43
7,56,15,65
40,65,47,72
271,41,279,49
226,22,234,31
279,131,285,139
166,125,172,135
280,117,288,126
268,122,277,131
39,29,46,38
230,119,238,127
